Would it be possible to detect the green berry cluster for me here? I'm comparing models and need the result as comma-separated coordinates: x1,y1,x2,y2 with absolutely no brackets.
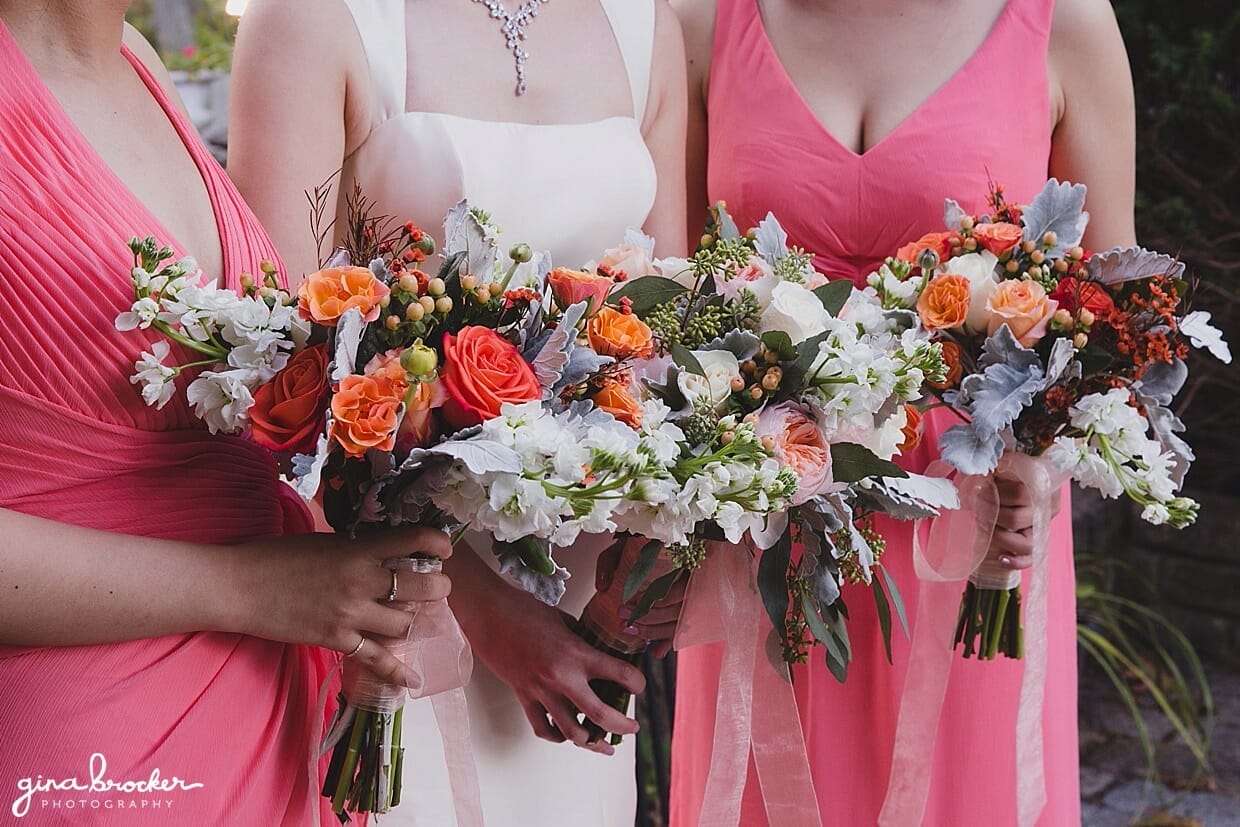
679,396,720,448
668,536,708,571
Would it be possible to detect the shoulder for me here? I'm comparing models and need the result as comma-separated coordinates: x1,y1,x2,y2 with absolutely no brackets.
1047,0,1132,124
669,0,716,92
652,0,686,59
237,0,361,56
121,23,189,116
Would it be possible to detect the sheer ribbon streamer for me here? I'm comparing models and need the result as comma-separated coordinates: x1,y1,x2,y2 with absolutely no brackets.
879,453,1066,827
675,542,822,827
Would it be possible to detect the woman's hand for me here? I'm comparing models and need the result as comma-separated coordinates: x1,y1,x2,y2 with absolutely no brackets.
985,475,1064,570
236,526,453,689
595,538,688,659
445,548,645,756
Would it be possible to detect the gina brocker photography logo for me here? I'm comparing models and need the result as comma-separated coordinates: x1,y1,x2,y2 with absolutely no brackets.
10,753,204,818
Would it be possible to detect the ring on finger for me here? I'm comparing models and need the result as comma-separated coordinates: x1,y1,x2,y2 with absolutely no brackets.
344,636,366,658
386,568,399,602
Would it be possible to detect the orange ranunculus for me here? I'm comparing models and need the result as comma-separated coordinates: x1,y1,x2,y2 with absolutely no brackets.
249,344,330,453
970,222,1023,256
593,381,643,429
987,279,1059,346
895,231,958,266
440,327,541,428
929,340,964,389
587,306,654,359
1049,276,1115,320
547,267,613,316
898,405,923,454
298,266,391,326
330,373,404,457
916,273,971,330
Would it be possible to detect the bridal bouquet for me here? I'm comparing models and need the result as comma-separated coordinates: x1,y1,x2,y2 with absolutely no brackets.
865,179,1232,659
581,207,959,692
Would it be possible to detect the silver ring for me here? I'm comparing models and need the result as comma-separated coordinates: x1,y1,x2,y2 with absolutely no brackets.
386,569,399,602
344,636,366,658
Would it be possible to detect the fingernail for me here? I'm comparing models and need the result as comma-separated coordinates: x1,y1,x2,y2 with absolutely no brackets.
623,624,639,636
618,607,632,621
999,556,1013,567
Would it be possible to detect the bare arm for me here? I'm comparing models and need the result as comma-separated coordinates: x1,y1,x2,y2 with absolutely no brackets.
638,1,690,258
227,0,370,282
670,0,715,243
1048,0,1137,250
0,507,451,687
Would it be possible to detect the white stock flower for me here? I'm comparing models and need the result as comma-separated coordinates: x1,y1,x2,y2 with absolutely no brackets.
186,368,256,434
941,251,999,333
1141,502,1171,526
761,281,831,343
677,349,740,412
486,475,563,541
130,341,177,408
115,296,162,331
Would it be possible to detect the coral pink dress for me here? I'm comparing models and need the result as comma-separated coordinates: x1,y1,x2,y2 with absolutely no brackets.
671,0,1080,824
0,24,336,825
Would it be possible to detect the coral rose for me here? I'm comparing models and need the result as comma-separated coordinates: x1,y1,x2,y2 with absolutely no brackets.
970,222,1023,256
249,344,330,454
440,327,541,428
896,231,958,266
298,266,391,326
898,405,923,454
331,373,404,457
929,340,964,389
547,267,613,316
756,402,834,506
1049,276,1115,320
916,273,971,331
986,279,1059,346
593,381,643,429
587,306,655,359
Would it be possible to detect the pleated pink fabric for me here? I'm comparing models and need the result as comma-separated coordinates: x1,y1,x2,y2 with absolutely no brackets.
0,22,337,824
671,0,1081,824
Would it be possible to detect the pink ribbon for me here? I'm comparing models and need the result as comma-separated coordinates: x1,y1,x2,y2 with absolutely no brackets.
674,542,822,827
879,452,1066,827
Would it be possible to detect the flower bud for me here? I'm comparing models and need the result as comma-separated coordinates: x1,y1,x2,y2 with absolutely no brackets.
435,296,453,314
400,342,438,377
763,349,781,365
239,273,255,290
761,372,780,391
414,235,436,256
742,412,759,425
1067,246,1084,261
700,234,714,249
509,243,533,263
916,248,940,273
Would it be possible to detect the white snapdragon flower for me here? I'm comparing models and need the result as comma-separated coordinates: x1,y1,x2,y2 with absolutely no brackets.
130,341,177,409
185,368,256,434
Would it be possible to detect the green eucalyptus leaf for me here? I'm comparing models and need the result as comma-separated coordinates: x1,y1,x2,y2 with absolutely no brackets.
814,280,853,317
830,443,909,482
757,530,793,637
610,276,688,314
623,540,663,604
670,343,705,376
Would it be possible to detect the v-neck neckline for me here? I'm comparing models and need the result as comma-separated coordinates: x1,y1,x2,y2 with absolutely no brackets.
750,0,1018,160
0,20,231,289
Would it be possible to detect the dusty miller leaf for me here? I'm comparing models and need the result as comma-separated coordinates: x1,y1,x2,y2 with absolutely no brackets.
1021,179,1089,256
939,424,1005,476
1088,246,1185,285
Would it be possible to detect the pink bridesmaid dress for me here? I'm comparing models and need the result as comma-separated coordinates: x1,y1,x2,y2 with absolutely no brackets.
670,0,1081,824
0,23,337,825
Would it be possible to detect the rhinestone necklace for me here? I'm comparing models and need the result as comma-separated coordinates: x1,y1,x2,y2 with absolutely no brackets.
473,0,552,96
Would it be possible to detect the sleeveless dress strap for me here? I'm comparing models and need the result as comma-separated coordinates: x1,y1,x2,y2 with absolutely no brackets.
597,0,655,122
343,0,408,129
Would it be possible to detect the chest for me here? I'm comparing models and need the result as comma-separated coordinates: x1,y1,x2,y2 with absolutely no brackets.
43,67,225,286
755,0,1011,155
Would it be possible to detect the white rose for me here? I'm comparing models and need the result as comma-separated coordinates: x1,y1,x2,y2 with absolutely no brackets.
761,282,831,343
655,257,697,288
677,349,740,412
942,251,999,333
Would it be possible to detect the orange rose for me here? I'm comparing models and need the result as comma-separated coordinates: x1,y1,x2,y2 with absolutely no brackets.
331,373,404,457
970,222,1023,256
929,340,964,389
987,279,1059,346
898,405,923,454
896,231,958,266
547,267,613,316
298,266,391,326
587,306,654,359
250,344,330,453
440,327,541,428
593,381,643,429
916,273,971,330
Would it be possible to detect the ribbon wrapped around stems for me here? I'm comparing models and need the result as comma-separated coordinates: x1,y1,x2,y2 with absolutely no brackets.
674,541,822,827
312,557,482,827
879,452,1067,827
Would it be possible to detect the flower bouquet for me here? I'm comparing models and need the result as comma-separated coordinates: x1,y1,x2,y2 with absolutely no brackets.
865,179,1232,659
569,205,959,737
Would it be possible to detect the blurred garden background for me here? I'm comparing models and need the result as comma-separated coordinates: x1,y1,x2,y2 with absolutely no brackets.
128,1,1240,823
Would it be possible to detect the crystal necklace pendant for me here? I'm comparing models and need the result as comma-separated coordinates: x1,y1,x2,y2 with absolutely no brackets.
474,0,551,96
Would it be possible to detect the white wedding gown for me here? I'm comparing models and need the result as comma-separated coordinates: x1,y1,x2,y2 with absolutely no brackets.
338,1,658,824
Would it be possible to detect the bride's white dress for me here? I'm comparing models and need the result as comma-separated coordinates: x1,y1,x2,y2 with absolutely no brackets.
338,1,658,823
